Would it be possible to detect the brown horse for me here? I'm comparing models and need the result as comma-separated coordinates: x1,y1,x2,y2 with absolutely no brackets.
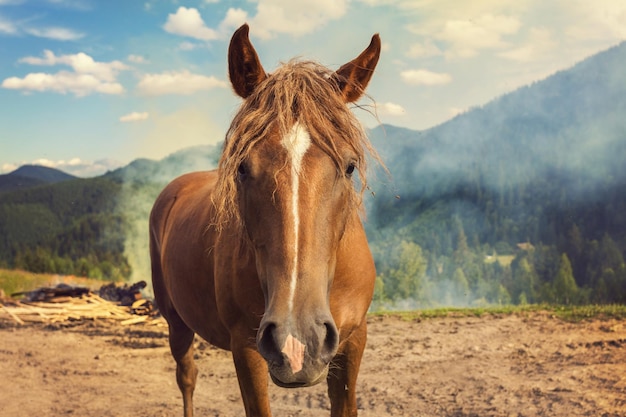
149,24,381,417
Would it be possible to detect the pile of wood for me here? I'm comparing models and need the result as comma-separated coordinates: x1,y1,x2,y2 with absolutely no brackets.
0,282,165,327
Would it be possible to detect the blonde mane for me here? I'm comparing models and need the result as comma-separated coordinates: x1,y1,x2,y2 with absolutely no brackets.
212,60,380,236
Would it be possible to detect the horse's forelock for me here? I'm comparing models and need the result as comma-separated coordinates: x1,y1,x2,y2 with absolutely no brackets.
211,60,380,239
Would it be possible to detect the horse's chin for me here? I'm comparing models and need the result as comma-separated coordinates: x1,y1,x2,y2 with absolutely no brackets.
269,366,328,388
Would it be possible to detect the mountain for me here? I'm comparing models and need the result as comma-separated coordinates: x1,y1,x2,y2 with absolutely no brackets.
0,165,77,194
371,40,626,200
369,41,626,237
365,41,626,306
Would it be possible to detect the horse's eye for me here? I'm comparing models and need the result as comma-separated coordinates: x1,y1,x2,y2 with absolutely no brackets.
237,163,247,179
345,163,356,177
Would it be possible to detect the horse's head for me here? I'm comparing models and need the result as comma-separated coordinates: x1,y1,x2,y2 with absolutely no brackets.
219,24,380,387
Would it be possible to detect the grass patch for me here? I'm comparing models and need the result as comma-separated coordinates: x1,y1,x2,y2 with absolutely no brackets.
370,304,626,322
548,304,626,322
0,269,112,298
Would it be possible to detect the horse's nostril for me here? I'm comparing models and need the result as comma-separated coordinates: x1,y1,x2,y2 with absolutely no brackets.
257,322,283,363
321,321,339,363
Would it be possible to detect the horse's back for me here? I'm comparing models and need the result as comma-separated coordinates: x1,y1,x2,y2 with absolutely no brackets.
150,170,230,349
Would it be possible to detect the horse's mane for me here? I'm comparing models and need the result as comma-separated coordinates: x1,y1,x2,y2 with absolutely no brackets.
212,59,380,236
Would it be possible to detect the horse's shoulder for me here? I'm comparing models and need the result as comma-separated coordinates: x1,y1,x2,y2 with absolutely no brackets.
151,170,218,220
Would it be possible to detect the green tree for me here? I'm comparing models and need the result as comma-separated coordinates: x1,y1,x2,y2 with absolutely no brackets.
511,257,538,304
384,240,427,302
565,224,585,283
553,253,579,305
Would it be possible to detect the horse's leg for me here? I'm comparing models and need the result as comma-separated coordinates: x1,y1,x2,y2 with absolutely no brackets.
327,320,368,417
231,330,272,417
152,266,198,416
168,317,198,417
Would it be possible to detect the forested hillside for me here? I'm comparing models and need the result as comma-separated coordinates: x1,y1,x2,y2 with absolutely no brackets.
0,144,221,281
0,177,130,280
367,41,626,308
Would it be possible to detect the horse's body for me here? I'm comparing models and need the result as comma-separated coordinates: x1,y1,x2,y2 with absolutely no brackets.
150,25,381,417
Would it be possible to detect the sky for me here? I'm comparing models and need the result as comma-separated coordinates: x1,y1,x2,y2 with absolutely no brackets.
0,0,625,177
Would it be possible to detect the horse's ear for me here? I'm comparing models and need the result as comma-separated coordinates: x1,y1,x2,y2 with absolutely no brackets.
334,34,381,103
228,24,267,99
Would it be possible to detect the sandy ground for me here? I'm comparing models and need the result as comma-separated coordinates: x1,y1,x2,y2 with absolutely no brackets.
0,312,625,417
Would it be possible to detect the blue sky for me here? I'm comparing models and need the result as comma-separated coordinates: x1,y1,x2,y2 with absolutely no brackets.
1,0,624,177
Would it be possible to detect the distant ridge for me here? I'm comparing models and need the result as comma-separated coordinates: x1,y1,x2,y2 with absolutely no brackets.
0,165,77,194
10,165,76,182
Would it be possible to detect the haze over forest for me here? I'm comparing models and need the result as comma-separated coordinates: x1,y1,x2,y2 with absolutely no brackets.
1,41,626,307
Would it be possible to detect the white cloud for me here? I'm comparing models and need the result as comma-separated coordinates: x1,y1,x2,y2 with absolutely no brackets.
19,50,129,82
1,162,18,173
401,69,452,86
2,71,124,96
3,50,130,96
31,157,76,168
499,27,556,62
564,1,626,41
163,7,218,40
163,1,349,41
120,111,149,122
24,26,84,41
406,9,523,59
244,0,348,39
177,41,201,51
136,70,228,95
0,12,83,40
127,54,147,64
438,14,521,58
406,39,443,58
219,7,247,32
0,17,18,34
377,101,406,116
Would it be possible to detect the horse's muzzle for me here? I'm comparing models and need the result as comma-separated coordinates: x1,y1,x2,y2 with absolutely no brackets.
257,316,339,387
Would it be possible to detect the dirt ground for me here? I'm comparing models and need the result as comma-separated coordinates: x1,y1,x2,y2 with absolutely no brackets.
1,312,625,417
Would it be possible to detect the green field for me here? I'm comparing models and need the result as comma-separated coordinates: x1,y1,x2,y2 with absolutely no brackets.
371,303,626,322
0,269,115,298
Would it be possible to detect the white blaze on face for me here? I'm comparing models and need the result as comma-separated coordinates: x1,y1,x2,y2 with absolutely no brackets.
281,122,311,313
281,333,306,373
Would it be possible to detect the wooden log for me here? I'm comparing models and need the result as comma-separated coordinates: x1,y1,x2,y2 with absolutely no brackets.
3,306,69,315
1,304,25,325
120,316,148,326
